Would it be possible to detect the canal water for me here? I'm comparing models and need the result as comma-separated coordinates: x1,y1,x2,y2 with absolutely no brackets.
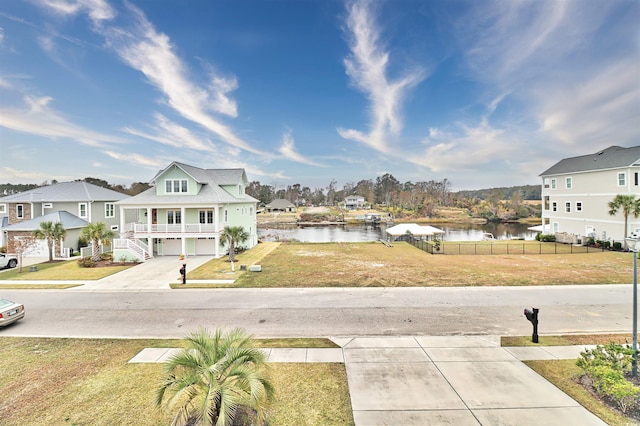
258,222,537,243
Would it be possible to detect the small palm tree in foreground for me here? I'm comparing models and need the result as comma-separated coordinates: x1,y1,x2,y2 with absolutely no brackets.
34,221,66,262
155,327,274,426
81,222,115,262
220,226,249,263
608,194,640,250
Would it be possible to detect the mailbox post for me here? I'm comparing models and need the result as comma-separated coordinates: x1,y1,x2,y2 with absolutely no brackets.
179,264,186,284
524,307,539,343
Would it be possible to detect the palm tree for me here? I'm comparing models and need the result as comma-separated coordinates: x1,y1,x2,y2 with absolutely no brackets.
220,226,249,263
81,222,115,262
33,221,66,262
608,194,640,250
155,327,274,426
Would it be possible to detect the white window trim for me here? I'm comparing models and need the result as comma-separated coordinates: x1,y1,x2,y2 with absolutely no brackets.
551,178,557,190
553,222,559,233
165,179,188,193
0,204,6,214
43,203,53,209
552,201,557,212
16,204,24,219
576,201,583,212
565,202,571,213
105,203,115,218
618,172,626,187
78,202,88,219
199,209,214,224
565,177,572,189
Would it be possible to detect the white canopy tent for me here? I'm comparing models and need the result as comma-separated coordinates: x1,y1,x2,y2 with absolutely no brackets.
385,223,445,241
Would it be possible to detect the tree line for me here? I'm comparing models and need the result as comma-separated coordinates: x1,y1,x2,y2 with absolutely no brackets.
1,174,542,221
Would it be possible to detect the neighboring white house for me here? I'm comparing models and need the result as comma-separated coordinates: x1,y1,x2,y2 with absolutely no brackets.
265,199,296,213
113,162,258,261
344,195,365,210
540,145,640,243
0,181,129,256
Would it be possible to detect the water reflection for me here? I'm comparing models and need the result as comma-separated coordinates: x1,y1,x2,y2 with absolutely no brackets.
258,223,537,243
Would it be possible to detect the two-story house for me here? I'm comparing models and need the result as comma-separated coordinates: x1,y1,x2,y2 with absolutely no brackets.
0,181,129,256
540,145,640,243
113,162,258,261
344,195,365,210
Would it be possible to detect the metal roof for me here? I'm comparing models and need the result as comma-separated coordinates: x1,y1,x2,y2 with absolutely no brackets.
2,210,89,231
540,145,640,176
118,164,257,206
0,181,128,203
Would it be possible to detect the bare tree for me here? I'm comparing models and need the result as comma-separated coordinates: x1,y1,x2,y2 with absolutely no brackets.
13,236,38,273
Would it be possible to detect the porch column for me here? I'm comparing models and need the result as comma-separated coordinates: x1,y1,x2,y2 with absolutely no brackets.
214,205,220,232
181,206,186,233
119,206,125,237
146,207,152,232
215,235,220,258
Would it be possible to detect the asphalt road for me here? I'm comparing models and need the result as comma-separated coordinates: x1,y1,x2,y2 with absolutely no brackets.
0,285,634,338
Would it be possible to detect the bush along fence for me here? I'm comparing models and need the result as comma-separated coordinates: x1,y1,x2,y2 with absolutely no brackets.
406,237,612,255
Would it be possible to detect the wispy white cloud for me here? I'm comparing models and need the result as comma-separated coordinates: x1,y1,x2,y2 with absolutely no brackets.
124,113,217,152
0,166,50,182
416,116,518,172
278,129,323,167
338,0,426,152
0,95,125,147
100,3,265,154
36,0,115,25
103,151,165,168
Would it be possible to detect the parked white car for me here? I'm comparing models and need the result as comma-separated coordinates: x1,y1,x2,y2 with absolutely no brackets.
0,253,18,269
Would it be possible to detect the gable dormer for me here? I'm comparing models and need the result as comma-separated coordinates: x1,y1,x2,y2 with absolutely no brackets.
153,163,201,196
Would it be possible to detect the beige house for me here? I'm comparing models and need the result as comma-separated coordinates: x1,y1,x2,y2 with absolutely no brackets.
540,145,640,243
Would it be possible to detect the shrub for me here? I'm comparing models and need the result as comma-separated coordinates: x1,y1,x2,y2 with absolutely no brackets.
536,233,556,242
613,241,623,251
77,257,96,268
577,343,639,413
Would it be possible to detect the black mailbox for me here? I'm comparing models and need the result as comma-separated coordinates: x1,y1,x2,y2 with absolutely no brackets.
523,307,539,343
179,264,186,284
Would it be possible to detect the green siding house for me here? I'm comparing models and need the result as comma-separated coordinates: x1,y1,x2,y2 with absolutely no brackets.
114,162,258,261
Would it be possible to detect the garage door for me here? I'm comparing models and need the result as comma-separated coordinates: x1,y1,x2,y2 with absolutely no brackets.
162,238,182,256
21,238,49,257
195,238,216,255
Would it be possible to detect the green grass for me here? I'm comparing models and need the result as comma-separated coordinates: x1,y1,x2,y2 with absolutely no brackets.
525,360,631,425
0,259,133,281
0,336,352,426
502,334,633,347
504,334,636,425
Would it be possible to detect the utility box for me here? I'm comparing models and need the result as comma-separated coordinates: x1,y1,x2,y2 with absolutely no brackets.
249,265,262,272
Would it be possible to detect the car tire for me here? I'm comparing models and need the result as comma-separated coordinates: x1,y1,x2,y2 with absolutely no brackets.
8,259,17,268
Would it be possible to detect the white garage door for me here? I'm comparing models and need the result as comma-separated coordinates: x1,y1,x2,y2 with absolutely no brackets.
195,238,216,255
22,238,49,257
162,238,182,256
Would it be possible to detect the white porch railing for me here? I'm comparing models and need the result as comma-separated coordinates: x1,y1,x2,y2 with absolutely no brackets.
80,244,111,259
126,223,219,233
113,239,147,261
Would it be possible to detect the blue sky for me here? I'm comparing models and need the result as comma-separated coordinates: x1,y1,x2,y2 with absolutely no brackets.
0,0,638,191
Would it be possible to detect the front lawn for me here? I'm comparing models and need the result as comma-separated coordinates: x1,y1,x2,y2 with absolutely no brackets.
0,259,133,281
0,336,353,426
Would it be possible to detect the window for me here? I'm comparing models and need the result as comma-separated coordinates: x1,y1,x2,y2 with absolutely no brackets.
565,177,572,189
224,209,228,222
0,204,5,214
167,210,182,224
165,179,188,193
565,202,571,213
552,202,557,212
635,172,639,186
551,179,557,189
110,225,119,231
238,184,243,194
618,172,626,186
553,222,559,233
79,203,87,218
576,202,583,212
105,203,115,218
16,204,24,219
199,210,213,224
43,203,53,209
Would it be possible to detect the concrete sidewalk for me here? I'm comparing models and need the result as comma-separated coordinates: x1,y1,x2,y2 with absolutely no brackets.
129,335,605,426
